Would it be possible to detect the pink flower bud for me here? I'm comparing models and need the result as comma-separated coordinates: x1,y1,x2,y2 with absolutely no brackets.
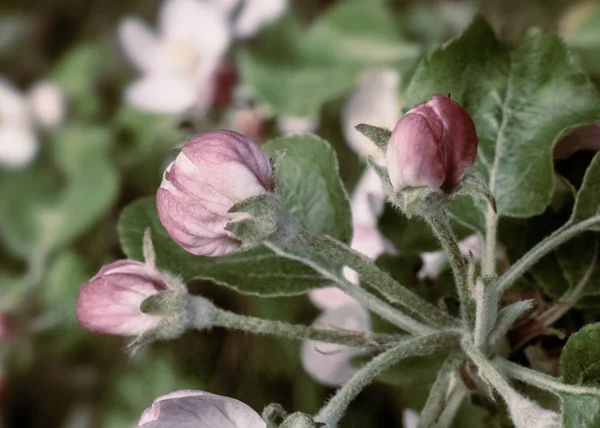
386,94,478,192
157,130,272,256
138,389,266,427
76,260,167,336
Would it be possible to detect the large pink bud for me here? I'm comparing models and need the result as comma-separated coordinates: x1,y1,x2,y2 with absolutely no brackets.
76,260,167,336
386,94,478,192
157,130,272,257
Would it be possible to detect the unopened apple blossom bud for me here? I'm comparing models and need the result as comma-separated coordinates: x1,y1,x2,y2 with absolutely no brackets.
386,94,478,192
138,390,266,427
76,260,167,336
157,130,272,257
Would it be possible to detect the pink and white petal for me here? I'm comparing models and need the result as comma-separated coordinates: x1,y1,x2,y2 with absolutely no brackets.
0,127,38,168
27,81,66,128
308,287,357,311
342,68,400,160
125,77,196,114
138,389,265,427
234,0,288,39
351,168,386,226
277,115,318,135
301,303,370,386
403,409,420,428
118,18,161,73
159,0,231,60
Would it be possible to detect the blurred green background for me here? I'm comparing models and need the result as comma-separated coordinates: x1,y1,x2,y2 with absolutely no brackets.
1,0,599,427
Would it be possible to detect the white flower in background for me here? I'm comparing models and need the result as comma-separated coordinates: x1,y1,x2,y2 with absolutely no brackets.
118,0,230,114
138,389,266,427
342,68,400,162
27,81,66,129
233,0,288,39
301,303,371,386
403,409,420,428
277,115,319,135
419,234,482,280
304,169,392,386
0,78,65,168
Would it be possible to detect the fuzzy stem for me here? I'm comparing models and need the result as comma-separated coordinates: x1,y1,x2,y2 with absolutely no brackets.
423,210,475,327
483,206,498,277
295,232,456,328
496,215,600,294
494,358,600,398
417,354,461,428
208,306,400,348
316,331,461,427
265,241,437,335
434,386,468,428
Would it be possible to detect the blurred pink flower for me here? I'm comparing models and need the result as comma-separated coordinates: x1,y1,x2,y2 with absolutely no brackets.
76,260,167,336
157,130,272,256
342,68,400,162
0,78,65,168
138,389,266,427
118,0,231,114
301,303,371,386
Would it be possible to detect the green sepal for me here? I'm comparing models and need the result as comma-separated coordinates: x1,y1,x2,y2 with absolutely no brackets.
280,413,324,428
355,124,392,150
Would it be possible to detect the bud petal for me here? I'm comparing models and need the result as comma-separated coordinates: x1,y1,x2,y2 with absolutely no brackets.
138,389,266,427
157,130,272,256
75,260,167,336
386,94,478,192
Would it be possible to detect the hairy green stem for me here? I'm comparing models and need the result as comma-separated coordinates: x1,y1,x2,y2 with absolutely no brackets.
434,386,468,428
295,232,456,328
418,354,462,428
208,306,400,348
265,241,437,335
494,358,600,398
496,215,600,294
423,210,475,327
316,331,461,427
483,206,498,277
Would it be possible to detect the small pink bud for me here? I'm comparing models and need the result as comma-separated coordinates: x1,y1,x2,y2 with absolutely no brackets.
157,130,272,256
386,94,478,192
75,260,167,336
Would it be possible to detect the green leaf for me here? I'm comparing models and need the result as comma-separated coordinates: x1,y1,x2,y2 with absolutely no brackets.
118,198,329,296
570,153,600,228
561,393,600,428
238,0,418,117
405,17,600,218
40,251,91,325
264,134,352,243
0,125,118,258
561,323,600,386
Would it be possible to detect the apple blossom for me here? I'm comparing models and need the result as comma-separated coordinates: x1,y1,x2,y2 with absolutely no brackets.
301,303,371,386
156,130,272,256
234,0,288,39
138,389,266,427
27,81,66,128
342,68,400,161
118,0,230,114
76,260,167,336
386,94,478,192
